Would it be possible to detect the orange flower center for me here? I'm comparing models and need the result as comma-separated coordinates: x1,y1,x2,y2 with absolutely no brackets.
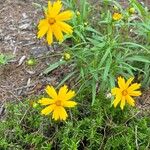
55,100,62,106
48,18,56,25
122,90,128,96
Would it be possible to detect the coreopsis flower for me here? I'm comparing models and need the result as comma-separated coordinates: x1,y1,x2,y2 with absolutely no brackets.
38,85,77,121
112,12,122,21
37,1,73,45
111,77,142,110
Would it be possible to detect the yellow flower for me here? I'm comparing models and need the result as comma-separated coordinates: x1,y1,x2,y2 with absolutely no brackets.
111,77,142,110
112,12,122,21
38,85,77,121
37,1,73,45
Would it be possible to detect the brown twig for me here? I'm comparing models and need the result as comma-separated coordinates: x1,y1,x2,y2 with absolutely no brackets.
99,125,106,150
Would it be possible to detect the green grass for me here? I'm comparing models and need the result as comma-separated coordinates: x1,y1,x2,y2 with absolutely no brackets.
0,94,150,149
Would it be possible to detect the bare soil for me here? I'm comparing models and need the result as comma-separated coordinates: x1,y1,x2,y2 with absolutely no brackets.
0,0,61,104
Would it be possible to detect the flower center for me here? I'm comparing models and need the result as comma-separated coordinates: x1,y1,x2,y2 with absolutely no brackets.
55,100,62,106
122,90,128,96
48,18,56,25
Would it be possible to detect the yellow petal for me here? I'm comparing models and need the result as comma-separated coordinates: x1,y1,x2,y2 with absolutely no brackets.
128,83,141,92
48,1,52,12
58,85,68,100
126,77,134,88
45,85,57,99
113,94,121,108
41,104,55,115
118,76,126,89
52,106,59,120
125,95,135,107
37,22,49,38
38,98,55,105
56,10,73,21
46,28,53,45
64,90,75,101
120,96,125,110
59,106,68,120
128,91,142,96
50,1,62,18
38,19,48,29
57,21,73,34
111,87,120,95
63,101,77,108
52,24,63,42
52,106,66,121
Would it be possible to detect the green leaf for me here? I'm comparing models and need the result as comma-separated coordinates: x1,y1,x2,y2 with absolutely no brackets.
80,67,85,79
43,60,66,74
98,48,110,69
57,71,77,88
119,42,149,53
125,56,150,63
85,27,102,35
109,74,115,88
103,58,112,81
92,79,97,105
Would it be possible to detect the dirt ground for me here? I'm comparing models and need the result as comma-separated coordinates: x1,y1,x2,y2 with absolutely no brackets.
0,0,62,104
0,0,150,114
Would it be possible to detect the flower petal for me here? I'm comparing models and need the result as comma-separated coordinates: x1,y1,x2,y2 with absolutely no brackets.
45,85,57,99
63,101,77,108
46,28,53,45
37,21,49,38
56,10,73,21
57,21,73,34
120,96,125,110
50,1,62,18
126,77,134,88
52,106,68,121
118,76,126,89
52,107,60,120
41,104,55,115
64,90,75,101
58,85,68,100
113,94,121,108
38,98,55,105
111,87,120,95
38,19,48,29
52,24,63,42
128,83,141,92
59,107,68,120
48,1,52,12
128,91,142,96
126,95,135,107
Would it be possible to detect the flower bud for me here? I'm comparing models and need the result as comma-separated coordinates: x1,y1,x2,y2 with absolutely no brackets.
129,7,135,14
26,59,35,66
63,53,71,61
76,11,80,16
